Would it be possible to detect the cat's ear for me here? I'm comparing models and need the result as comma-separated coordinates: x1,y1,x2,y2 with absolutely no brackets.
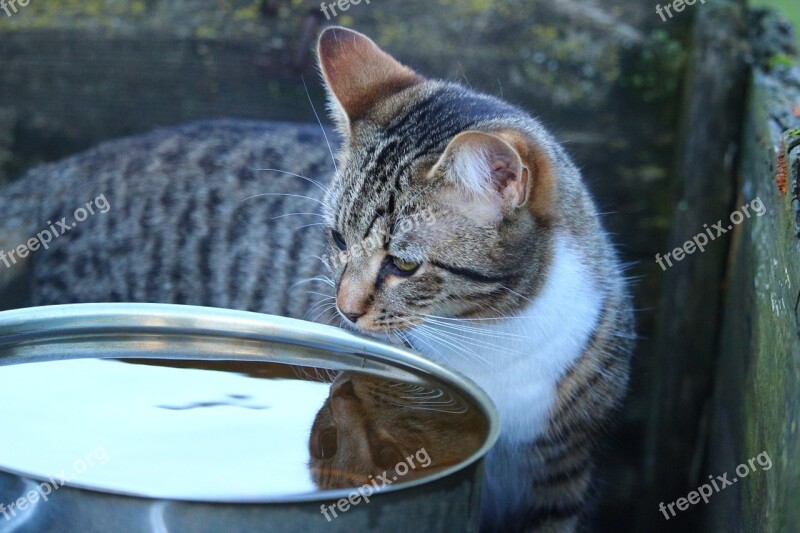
317,26,423,127
434,131,531,220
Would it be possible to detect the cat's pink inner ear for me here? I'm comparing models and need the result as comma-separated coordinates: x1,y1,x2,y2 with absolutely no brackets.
439,131,529,209
317,26,423,121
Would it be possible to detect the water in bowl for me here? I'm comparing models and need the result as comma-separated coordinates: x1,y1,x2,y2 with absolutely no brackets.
0,358,488,501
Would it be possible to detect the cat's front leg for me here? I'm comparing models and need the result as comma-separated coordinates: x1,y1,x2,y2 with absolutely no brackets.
519,323,632,533
480,432,591,533
478,310,632,533
520,420,595,532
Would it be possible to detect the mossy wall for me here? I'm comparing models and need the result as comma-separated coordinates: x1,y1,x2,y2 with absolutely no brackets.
704,64,800,532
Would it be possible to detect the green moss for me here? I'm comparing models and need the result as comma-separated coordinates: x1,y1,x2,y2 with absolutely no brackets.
194,25,217,38
232,4,260,21
722,83,800,530
620,29,688,104
768,53,797,69
439,0,494,15
0,0,277,37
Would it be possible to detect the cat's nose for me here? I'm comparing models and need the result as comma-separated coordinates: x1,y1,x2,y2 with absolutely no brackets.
336,280,368,323
340,309,365,323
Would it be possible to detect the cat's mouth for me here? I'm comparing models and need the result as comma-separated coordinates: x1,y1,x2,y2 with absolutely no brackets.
338,312,422,338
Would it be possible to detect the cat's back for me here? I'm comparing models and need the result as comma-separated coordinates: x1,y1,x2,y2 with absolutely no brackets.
0,120,337,317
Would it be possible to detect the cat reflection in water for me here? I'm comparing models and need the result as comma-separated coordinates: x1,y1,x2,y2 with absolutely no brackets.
308,372,486,489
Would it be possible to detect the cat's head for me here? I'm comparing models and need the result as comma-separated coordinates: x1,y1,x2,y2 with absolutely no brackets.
317,27,563,335
308,372,486,489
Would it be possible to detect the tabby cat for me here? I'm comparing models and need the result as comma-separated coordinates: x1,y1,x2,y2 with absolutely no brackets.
0,27,634,532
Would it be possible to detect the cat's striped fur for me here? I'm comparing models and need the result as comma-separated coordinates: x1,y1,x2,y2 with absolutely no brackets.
0,27,635,532
316,28,634,532
0,120,336,318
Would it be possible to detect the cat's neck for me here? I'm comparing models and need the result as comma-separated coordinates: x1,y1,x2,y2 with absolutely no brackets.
409,233,604,442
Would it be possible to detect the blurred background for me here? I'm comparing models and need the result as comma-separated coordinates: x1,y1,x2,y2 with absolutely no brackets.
754,0,798,29
0,0,798,531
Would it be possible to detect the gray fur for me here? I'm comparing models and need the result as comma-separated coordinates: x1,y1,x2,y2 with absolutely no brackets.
0,120,337,319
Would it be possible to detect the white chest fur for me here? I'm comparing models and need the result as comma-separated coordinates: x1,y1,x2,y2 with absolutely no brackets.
409,235,604,443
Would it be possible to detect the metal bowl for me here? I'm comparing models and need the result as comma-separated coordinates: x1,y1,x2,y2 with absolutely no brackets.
0,303,498,533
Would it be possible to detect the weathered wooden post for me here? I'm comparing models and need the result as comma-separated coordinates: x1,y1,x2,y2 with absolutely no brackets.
704,9,800,528
644,0,749,526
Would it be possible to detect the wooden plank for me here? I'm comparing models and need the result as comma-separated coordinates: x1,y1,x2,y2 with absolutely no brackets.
643,0,749,524
703,65,800,531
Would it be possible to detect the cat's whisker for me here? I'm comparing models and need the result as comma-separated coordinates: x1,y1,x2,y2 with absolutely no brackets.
397,330,416,350
419,312,529,322
398,391,450,402
305,291,334,299
293,222,327,231
413,324,490,365
302,75,339,175
388,398,468,414
387,385,469,413
291,366,312,381
415,318,516,345
421,324,511,362
384,381,418,390
425,320,525,339
418,328,512,351
253,167,328,193
311,296,335,306
397,395,468,411
416,323,503,356
292,275,335,288
321,313,337,327
240,192,333,210
309,303,337,323
305,301,332,319
305,297,336,317
292,366,338,383
500,285,532,303
303,254,332,268
408,331,451,363
457,62,472,88
270,212,325,220
398,321,452,365
419,317,526,340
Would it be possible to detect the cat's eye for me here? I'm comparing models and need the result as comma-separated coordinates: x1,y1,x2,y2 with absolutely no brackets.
331,230,347,251
314,428,338,459
389,256,420,275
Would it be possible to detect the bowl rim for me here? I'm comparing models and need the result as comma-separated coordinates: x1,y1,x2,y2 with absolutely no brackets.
0,302,500,504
